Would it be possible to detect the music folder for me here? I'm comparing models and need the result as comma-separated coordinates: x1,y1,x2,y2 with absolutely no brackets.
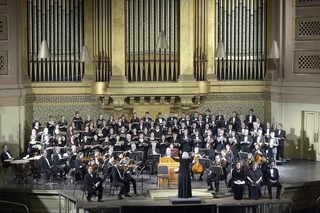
210,165,224,175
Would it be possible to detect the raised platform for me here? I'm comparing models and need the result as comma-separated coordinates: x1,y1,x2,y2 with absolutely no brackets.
0,159,320,213
169,196,202,204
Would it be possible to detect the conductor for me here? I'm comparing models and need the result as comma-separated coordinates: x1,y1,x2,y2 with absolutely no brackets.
171,151,193,198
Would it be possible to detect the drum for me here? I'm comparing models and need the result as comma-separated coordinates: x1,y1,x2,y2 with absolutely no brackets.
10,160,30,173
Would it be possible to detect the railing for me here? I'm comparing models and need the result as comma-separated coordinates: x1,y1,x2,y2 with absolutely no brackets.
0,200,29,213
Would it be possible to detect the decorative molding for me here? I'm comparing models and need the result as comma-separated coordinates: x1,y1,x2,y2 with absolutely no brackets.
0,14,8,41
295,0,320,7
294,16,320,41
205,93,271,102
0,0,7,6
25,95,94,103
0,50,8,75
293,50,320,74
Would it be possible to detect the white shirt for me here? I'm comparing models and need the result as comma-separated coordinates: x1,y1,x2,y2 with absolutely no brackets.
45,157,50,166
5,151,12,159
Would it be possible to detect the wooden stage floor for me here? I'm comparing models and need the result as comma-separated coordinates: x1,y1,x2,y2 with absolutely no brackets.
0,159,319,212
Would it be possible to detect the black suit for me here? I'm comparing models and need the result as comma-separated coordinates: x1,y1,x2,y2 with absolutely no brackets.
245,114,256,130
84,172,103,201
1,151,12,167
39,155,58,181
111,165,130,196
265,167,282,198
275,130,286,160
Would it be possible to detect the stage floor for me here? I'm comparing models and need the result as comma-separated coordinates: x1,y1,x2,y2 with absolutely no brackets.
0,159,318,210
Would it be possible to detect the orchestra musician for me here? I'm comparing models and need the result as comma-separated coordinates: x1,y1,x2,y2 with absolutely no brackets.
118,156,138,195
38,150,58,183
84,165,104,202
52,147,67,180
147,141,160,175
1,145,14,168
111,160,132,199
207,153,230,194
191,147,204,181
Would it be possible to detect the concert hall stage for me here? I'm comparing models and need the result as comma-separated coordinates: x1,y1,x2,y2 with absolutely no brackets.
0,159,320,213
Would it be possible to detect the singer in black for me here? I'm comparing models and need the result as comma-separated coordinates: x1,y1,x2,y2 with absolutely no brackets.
84,166,103,202
171,151,193,198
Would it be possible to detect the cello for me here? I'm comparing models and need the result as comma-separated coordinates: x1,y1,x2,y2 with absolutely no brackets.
191,154,204,174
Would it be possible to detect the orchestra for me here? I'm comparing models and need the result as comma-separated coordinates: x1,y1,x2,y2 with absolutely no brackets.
1,109,287,202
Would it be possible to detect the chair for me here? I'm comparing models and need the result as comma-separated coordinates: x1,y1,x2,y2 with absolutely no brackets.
104,167,119,197
73,172,86,199
157,165,170,189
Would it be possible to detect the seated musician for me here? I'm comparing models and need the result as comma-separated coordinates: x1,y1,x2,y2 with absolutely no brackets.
207,150,231,193
147,141,160,175
1,145,14,168
247,161,263,200
265,159,282,199
111,160,134,199
93,149,104,171
84,165,104,202
52,147,67,180
38,150,58,183
74,152,88,179
118,156,138,195
191,147,204,181
163,147,172,158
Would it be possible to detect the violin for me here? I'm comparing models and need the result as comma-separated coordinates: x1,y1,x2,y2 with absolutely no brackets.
81,156,90,162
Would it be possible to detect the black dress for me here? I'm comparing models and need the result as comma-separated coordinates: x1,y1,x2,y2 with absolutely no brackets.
171,157,192,198
247,168,262,200
232,169,245,200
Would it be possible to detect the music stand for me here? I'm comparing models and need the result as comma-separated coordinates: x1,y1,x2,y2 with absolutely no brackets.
145,154,160,183
210,165,224,176
113,151,124,160
129,151,144,164
238,152,249,161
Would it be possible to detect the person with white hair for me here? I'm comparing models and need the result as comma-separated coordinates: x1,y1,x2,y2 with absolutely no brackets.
171,151,193,198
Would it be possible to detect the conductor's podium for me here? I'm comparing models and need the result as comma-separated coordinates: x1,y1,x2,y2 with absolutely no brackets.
158,157,179,186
